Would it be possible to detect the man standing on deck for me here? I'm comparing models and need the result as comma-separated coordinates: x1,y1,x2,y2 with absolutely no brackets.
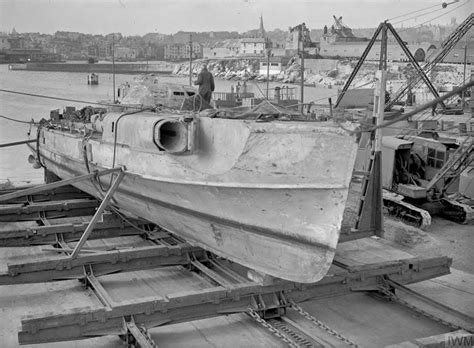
194,64,215,104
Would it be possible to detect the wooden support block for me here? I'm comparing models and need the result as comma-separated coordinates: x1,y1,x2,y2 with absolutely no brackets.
247,269,288,286
384,342,419,348
124,318,156,348
414,330,474,348
17,255,452,345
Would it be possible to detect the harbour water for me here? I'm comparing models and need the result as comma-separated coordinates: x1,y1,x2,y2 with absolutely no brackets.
0,64,335,185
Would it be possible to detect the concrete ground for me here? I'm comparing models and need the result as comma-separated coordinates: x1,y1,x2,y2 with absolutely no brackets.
384,217,474,274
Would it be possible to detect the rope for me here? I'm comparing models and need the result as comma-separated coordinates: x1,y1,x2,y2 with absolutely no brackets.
0,114,38,125
396,2,468,31
0,88,142,110
386,3,441,22
35,122,46,169
192,94,203,112
391,5,448,25
97,108,154,192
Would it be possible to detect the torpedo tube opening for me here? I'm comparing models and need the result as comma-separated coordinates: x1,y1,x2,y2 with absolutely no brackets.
154,118,194,154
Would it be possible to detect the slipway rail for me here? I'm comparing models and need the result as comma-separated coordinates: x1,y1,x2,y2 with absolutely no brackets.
11,248,453,345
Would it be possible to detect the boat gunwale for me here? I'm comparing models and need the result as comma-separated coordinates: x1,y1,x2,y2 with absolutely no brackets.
36,139,352,190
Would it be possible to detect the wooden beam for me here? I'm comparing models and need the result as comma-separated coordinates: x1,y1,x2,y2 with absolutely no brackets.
334,22,384,108
17,256,451,345
0,215,144,246
0,198,99,222
124,317,157,348
0,244,201,285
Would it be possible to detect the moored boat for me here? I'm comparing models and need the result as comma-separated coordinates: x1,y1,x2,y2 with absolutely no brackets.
28,106,358,283
87,73,99,85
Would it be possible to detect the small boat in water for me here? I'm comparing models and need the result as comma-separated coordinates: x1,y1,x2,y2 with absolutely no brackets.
28,104,358,283
87,73,99,85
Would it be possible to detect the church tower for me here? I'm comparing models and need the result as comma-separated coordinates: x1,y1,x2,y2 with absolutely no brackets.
258,15,266,38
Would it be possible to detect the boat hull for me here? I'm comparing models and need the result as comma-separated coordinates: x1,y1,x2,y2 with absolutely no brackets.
32,115,357,283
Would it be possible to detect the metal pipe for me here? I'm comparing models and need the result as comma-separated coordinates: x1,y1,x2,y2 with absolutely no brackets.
0,139,36,148
369,81,474,131
70,169,125,259
0,167,124,202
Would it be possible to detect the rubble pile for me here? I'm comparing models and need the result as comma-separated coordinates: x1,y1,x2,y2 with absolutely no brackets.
431,65,464,90
173,59,260,80
173,59,461,91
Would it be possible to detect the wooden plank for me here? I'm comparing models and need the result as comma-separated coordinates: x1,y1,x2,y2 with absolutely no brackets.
86,271,116,308
335,237,414,266
414,330,473,348
0,185,92,204
17,256,451,344
408,269,474,318
125,318,156,348
1,244,200,285
0,198,99,222
190,259,236,287
297,292,447,348
99,267,216,304
0,214,144,246
387,279,474,331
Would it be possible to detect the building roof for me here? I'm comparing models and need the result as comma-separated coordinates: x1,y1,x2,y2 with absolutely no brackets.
241,38,266,43
210,39,241,49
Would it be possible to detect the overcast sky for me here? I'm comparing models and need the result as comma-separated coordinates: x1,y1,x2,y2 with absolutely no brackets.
0,0,471,35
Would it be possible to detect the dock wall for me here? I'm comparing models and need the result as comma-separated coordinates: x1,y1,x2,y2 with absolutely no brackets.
304,59,339,74
10,62,174,74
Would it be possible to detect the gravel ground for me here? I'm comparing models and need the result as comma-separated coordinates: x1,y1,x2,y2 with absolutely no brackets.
384,217,474,274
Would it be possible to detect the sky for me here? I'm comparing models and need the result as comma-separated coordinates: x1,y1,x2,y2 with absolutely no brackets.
0,0,471,36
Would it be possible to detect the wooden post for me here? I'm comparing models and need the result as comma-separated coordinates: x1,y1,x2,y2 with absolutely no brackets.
112,36,116,103
371,23,388,237
355,23,388,237
461,43,467,106
300,34,305,114
265,38,271,99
